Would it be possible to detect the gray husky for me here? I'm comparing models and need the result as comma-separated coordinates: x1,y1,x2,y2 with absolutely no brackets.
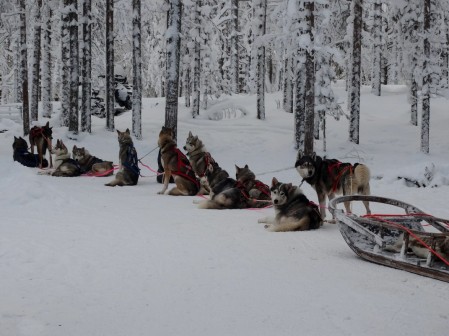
105,129,139,187
72,145,114,176
235,164,271,208
385,234,449,261
39,139,81,177
258,177,322,232
183,131,217,194
295,151,371,219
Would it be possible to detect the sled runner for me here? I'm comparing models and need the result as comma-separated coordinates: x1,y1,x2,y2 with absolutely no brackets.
329,195,449,283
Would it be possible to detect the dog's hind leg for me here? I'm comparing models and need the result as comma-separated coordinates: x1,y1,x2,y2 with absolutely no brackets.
360,183,371,215
258,216,275,224
265,217,310,232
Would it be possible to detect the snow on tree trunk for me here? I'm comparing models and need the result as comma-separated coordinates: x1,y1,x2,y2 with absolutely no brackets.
68,0,79,136
42,2,52,119
132,0,142,140
421,0,431,154
106,0,115,131
80,0,92,133
185,67,191,107
410,78,418,126
165,0,182,140
303,1,315,155
371,0,382,96
19,0,30,135
349,0,362,145
283,53,293,113
294,60,305,150
230,0,239,94
192,1,201,118
254,0,267,120
14,37,21,104
30,0,42,122
60,0,70,127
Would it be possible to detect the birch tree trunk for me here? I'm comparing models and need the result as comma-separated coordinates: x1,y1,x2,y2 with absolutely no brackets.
80,0,92,133
165,0,182,140
106,0,115,131
371,0,382,96
132,0,142,140
42,2,53,118
68,0,79,135
19,0,30,135
31,0,42,122
421,0,431,153
349,0,362,145
303,1,315,154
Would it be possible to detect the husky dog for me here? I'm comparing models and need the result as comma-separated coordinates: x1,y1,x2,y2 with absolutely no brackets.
258,177,322,232
157,126,199,195
197,165,250,210
105,129,139,187
29,121,53,168
235,164,271,208
295,151,371,219
72,145,114,176
38,139,81,177
13,136,48,168
385,234,449,261
183,131,217,194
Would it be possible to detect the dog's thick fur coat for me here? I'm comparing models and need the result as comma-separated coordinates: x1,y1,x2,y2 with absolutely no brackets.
72,145,113,176
235,164,271,208
157,126,199,196
13,136,48,168
29,121,53,168
105,129,139,186
385,234,449,261
258,177,322,232
295,151,371,218
38,139,81,177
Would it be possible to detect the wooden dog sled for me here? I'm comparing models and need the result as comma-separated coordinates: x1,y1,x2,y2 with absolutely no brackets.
328,195,449,283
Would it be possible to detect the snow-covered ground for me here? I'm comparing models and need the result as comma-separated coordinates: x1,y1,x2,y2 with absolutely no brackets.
1,85,449,336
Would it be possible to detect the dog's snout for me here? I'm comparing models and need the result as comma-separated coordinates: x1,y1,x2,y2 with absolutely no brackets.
183,146,187,150
273,199,278,205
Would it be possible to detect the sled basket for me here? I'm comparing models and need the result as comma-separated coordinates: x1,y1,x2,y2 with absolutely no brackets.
328,195,449,283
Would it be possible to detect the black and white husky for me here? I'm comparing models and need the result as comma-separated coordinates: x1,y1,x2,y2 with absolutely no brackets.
38,139,81,177
258,177,322,232
295,151,371,219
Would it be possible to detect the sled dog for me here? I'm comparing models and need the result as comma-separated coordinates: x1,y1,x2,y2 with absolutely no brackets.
29,121,53,168
105,129,139,186
13,136,48,168
38,139,81,177
72,145,114,176
183,131,218,194
258,177,322,232
295,151,371,219
235,164,271,208
385,234,449,261
157,126,199,195
197,165,250,209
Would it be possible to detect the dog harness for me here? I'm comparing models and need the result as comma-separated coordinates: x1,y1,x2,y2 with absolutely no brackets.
171,148,200,188
197,152,215,178
327,161,353,193
123,146,140,176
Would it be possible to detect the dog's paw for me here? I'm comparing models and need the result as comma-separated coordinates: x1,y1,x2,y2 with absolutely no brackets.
324,219,337,224
258,218,266,224
157,191,165,195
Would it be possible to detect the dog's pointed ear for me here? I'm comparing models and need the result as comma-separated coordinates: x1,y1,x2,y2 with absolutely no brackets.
45,121,49,127
285,183,293,193
116,130,121,135
14,136,18,140
272,177,278,187
193,136,198,141
311,152,316,160
296,150,303,161
244,164,248,169
188,131,192,137
235,164,240,172
73,145,77,151
125,128,130,134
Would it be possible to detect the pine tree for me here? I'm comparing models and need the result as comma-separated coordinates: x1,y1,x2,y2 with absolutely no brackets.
42,1,53,119
132,0,142,140
30,0,42,122
19,0,30,135
349,0,362,144
80,0,92,132
106,0,115,131
165,0,182,140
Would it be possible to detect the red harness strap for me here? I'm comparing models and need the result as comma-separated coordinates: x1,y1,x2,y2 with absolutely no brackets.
197,152,215,178
172,148,200,187
254,180,270,197
328,161,353,193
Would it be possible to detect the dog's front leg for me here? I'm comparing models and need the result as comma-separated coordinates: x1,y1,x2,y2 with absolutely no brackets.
317,190,327,219
158,170,171,194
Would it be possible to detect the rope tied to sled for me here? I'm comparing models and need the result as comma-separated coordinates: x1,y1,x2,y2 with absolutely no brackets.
363,213,449,267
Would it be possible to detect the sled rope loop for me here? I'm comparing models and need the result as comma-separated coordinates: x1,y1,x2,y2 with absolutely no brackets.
364,213,449,267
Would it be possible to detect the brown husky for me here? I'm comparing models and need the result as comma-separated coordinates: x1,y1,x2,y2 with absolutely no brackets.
235,164,271,208
29,121,53,168
157,126,199,196
72,145,114,176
